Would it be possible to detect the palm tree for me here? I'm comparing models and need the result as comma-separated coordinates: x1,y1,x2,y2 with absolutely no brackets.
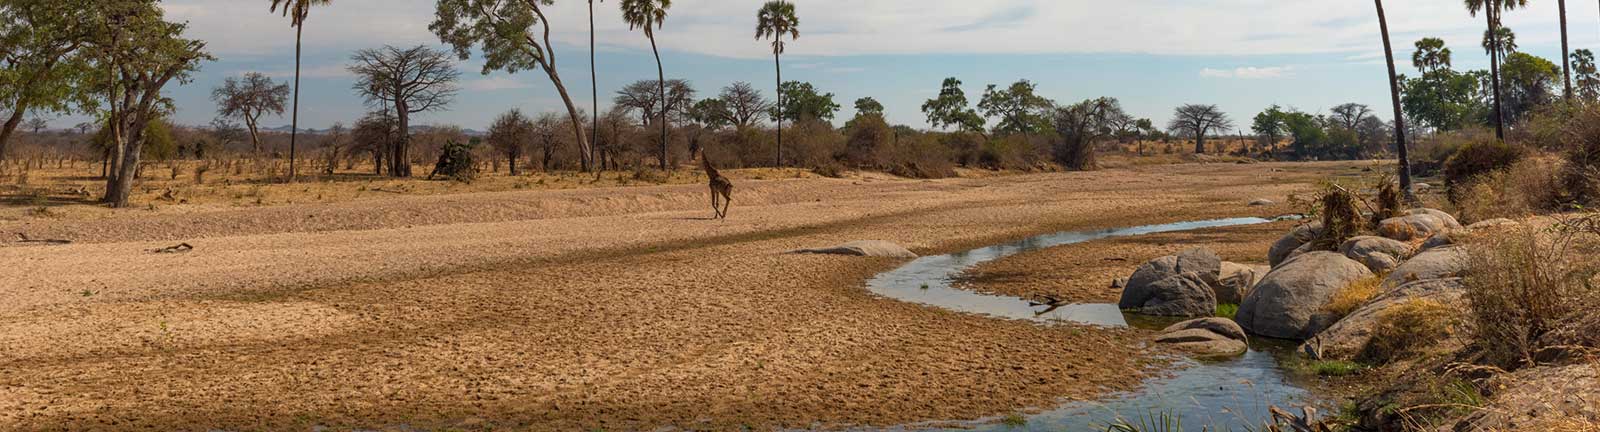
1560,0,1574,102
756,1,798,167
1376,0,1414,196
589,0,602,171
270,0,331,182
620,0,672,170
1466,0,1527,141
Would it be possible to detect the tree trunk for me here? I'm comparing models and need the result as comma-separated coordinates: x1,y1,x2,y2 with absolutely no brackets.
290,23,304,182
774,51,783,167
650,33,668,171
1561,0,1574,102
1376,0,1414,195
589,0,600,172
105,116,149,208
394,101,411,177
245,115,261,153
1194,128,1206,155
540,61,593,173
1488,8,1506,140
0,104,26,160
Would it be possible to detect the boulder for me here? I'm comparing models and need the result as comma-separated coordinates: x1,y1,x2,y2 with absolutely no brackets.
1249,198,1276,206
789,240,917,258
1216,262,1268,304
1377,213,1452,242
1466,218,1519,231
1408,208,1462,230
1156,318,1249,357
1340,236,1415,273
1120,249,1223,317
1236,252,1374,340
1121,272,1218,317
1382,246,1468,290
1299,278,1466,360
1419,232,1456,252
1269,222,1323,267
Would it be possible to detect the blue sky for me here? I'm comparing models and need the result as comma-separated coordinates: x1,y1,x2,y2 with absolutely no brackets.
59,0,1600,132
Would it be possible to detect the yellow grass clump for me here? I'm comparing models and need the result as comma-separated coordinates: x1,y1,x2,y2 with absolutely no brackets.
1324,274,1383,321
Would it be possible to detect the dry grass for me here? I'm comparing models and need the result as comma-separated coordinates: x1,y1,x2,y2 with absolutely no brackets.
1324,274,1382,320
1454,156,1566,224
1361,299,1463,364
1465,225,1600,368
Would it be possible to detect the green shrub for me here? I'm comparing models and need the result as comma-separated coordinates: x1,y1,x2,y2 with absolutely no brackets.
1443,139,1526,202
1214,303,1238,319
428,141,479,182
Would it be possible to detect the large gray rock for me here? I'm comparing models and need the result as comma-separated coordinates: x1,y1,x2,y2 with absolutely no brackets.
789,240,917,258
1377,209,1460,242
1269,222,1323,267
1120,248,1224,317
1299,278,1466,360
1156,318,1249,357
1382,246,1468,290
1216,262,1268,304
1340,236,1415,273
1122,272,1218,317
1236,252,1374,340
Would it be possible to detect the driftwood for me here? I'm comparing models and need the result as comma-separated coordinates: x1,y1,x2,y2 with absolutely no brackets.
150,243,194,254
15,233,72,245
1270,406,1333,432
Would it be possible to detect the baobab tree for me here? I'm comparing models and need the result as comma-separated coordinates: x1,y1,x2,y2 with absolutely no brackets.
1168,104,1233,154
717,82,771,130
1376,0,1413,194
756,0,799,166
620,0,673,170
348,45,460,178
269,0,332,181
211,72,289,153
433,0,594,171
89,0,213,207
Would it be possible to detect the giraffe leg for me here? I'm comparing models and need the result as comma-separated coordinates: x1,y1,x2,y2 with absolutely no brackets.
709,185,720,219
721,191,732,219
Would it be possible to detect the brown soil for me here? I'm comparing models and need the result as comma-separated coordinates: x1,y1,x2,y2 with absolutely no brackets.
0,161,1355,431
958,221,1300,304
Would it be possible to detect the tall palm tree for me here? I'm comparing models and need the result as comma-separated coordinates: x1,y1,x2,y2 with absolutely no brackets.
589,0,602,172
620,0,672,170
270,0,331,182
756,1,798,167
1376,0,1414,196
1466,0,1527,141
1560,0,1574,102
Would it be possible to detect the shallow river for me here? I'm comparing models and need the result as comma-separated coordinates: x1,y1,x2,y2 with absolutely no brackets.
867,218,1329,431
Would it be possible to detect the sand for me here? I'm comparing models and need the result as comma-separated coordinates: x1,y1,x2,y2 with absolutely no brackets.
0,162,1355,430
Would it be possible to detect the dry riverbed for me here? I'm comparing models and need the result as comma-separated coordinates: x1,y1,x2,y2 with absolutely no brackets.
0,162,1354,430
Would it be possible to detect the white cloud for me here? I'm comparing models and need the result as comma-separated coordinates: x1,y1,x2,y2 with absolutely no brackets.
161,0,1596,60
1201,66,1294,79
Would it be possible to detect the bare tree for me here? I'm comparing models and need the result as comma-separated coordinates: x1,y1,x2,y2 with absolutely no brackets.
1328,103,1373,131
352,110,397,175
1168,104,1234,155
488,109,533,176
1053,98,1117,171
719,82,770,130
212,72,289,154
532,112,565,171
322,122,346,175
614,79,695,127
348,45,460,177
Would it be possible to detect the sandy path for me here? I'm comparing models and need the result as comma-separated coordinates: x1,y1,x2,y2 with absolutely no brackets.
0,162,1350,430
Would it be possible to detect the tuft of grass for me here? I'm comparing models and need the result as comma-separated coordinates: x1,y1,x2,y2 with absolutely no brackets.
1360,299,1462,364
999,412,1027,428
1104,409,1181,432
1214,303,1239,319
1323,275,1382,321
1308,360,1367,376
1465,225,1600,368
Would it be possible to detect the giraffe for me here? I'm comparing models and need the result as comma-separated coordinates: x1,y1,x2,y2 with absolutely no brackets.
702,154,733,219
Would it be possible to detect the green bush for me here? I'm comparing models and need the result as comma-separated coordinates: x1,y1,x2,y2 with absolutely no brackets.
1443,139,1526,202
428,141,479,182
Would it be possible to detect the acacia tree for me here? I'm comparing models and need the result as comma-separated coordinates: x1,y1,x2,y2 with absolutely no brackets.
433,0,594,171
921,77,985,134
756,0,798,166
348,45,460,178
0,0,96,160
89,0,212,207
211,72,289,153
1168,104,1233,154
532,112,564,171
488,109,533,175
1252,105,1286,156
1377,0,1413,194
269,0,331,181
25,118,48,134
620,0,672,169
977,80,1053,138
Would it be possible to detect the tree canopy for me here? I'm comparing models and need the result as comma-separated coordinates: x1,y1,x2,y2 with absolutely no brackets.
977,80,1053,136
772,81,839,122
921,78,985,133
